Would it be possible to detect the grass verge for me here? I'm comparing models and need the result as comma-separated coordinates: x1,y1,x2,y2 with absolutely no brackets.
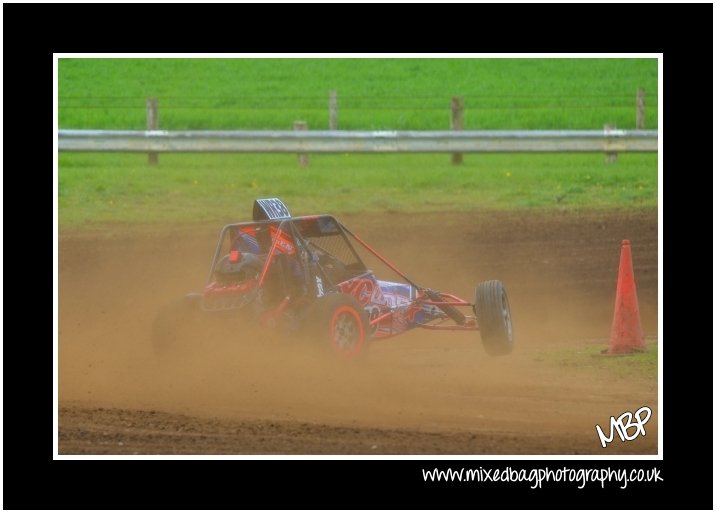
58,152,657,228
541,339,657,381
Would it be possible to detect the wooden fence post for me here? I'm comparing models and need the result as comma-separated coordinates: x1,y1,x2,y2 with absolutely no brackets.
329,90,338,130
146,97,158,166
604,123,618,164
636,87,645,129
450,96,464,165
294,120,309,167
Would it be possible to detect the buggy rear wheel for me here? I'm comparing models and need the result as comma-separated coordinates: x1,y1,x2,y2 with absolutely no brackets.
305,293,370,358
474,280,513,356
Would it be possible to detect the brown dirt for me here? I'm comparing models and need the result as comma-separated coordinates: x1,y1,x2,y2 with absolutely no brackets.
58,209,658,455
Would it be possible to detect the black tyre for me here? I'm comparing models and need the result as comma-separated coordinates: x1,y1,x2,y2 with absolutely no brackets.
304,293,370,358
152,296,199,356
474,280,513,356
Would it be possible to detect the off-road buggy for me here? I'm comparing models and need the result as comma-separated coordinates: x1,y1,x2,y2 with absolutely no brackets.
153,198,513,358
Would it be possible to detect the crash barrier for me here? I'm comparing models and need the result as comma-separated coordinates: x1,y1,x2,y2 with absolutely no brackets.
59,128,657,155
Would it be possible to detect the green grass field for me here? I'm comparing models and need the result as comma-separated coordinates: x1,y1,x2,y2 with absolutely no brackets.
58,58,658,228
59,58,658,130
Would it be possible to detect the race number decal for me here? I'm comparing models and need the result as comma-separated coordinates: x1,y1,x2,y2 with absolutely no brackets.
253,198,291,221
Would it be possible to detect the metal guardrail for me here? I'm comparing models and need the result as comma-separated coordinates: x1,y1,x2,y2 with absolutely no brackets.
58,129,658,154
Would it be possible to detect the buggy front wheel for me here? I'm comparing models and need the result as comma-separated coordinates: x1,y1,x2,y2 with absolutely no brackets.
474,280,513,356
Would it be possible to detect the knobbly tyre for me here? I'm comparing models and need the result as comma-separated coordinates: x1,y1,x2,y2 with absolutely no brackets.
152,198,514,358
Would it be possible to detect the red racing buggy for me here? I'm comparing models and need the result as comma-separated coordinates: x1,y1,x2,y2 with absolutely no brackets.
153,198,513,358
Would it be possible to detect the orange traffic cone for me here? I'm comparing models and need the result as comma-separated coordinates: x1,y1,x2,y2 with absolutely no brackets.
607,240,645,354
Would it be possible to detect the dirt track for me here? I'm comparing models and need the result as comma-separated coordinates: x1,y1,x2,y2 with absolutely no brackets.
58,210,658,455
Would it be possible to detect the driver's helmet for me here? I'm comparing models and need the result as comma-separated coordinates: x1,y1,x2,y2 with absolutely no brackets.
215,251,262,283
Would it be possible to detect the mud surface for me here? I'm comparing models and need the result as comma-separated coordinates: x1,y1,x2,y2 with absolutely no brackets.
58,210,658,455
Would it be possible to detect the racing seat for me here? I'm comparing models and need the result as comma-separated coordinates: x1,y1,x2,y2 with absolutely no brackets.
317,253,348,285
